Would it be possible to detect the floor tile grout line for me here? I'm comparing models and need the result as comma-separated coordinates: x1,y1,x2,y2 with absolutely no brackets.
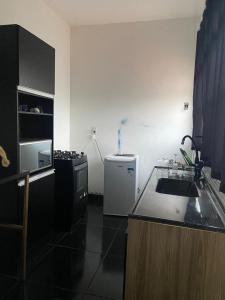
0,209,126,300
46,220,126,298
62,218,125,233
48,226,119,252
25,271,119,298
82,291,119,300
62,223,121,235
26,219,119,277
26,220,125,283
0,273,18,281
48,220,124,251
85,225,122,293
79,223,125,231
84,217,126,299
2,279,120,300
0,279,19,300
23,280,86,296
81,291,118,300
24,227,120,296
47,242,108,256
26,244,57,277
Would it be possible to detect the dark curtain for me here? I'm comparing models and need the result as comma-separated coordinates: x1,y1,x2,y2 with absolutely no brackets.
192,0,225,192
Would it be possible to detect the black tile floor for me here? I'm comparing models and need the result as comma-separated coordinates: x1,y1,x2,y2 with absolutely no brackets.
0,202,127,300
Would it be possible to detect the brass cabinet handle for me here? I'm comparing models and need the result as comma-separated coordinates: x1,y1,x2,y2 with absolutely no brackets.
0,146,10,168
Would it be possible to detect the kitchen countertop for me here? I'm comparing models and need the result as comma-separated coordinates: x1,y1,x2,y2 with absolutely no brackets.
130,166,225,233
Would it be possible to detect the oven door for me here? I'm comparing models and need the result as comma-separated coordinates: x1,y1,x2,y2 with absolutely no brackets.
73,162,88,220
73,162,88,196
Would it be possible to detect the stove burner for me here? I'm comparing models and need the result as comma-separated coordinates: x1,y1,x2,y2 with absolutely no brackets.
54,150,84,160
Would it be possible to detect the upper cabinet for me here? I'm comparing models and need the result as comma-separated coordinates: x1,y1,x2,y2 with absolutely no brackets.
18,27,55,95
0,25,55,95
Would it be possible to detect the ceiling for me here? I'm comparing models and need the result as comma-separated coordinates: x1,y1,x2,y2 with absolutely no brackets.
44,0,205,26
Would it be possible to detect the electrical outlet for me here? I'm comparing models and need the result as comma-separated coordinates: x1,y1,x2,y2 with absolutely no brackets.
91,127,97,135
184,102,189,110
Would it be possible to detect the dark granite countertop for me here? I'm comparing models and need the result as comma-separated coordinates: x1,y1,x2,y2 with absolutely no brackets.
130,167,225,233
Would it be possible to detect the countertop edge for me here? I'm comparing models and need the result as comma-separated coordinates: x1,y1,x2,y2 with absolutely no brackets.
128,214,225,234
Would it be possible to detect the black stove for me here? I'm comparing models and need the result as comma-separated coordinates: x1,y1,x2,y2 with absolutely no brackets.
54,150,88,232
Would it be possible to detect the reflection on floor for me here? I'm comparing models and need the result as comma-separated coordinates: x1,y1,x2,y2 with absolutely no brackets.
0,201,127,300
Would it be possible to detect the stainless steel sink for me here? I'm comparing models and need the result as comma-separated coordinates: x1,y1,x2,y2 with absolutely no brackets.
156,178,199,197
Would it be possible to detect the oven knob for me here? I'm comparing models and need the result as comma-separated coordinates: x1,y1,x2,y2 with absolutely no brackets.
81,152,84,156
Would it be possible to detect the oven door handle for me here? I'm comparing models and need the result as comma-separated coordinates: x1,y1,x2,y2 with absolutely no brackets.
73,162,88,171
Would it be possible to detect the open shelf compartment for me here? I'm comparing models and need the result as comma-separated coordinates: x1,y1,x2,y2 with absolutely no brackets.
18,91,54,142
18,91,53,115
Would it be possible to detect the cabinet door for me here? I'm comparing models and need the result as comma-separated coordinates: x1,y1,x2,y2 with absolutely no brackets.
0,88,18,181
18,27,55,95
19,171,55,249
0,25,19,90
0,180,21,276
28,172,55,247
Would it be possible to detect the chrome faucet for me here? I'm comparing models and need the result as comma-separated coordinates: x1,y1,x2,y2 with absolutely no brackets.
181,135,204,180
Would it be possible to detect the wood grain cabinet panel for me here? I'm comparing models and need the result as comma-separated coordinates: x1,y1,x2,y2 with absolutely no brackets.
125,219,225,300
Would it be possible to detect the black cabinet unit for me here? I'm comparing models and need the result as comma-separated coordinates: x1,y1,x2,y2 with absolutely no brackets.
0,179,20,225
0,24,55,94
18,171,55,248
0,88,18,180
0,26,18,90
0,24,55,182
0,24,56,260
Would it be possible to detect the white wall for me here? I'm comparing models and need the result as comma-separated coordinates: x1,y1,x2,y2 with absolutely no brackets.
0,0,70,149
70,18,198,194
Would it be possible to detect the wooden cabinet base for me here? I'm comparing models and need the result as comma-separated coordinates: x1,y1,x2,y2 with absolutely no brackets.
125,219,225,300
